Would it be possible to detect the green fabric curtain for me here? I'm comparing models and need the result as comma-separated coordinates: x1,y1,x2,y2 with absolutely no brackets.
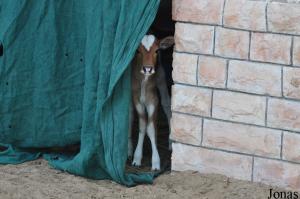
0,0,160,186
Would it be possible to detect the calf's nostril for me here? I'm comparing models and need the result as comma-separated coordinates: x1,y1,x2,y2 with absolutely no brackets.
142,66,155,74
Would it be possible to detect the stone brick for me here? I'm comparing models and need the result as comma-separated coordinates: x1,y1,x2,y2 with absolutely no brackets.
283,67,300,100
253,157,300,190
212,90,266,125
172,84,212,117
268,2,300,35
172,53,198,85
175,23,214,54
215,27,250,59
250,33,292,65
293,37,300,66
282,132,300,163
203,119,281,158
227,60,282,96
172,143,253,181
170,113,202,146
268,98,300,132
172,0,224,25
223,0,266,31
198,56,227,88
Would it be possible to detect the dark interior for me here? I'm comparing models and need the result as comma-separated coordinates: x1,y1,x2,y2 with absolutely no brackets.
152,0,175,94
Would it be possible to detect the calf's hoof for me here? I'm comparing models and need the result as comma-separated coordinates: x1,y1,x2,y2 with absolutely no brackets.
132,157,142,167
151,161,160,171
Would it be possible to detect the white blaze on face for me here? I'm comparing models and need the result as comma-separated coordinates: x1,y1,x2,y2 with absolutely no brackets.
141,35,155,51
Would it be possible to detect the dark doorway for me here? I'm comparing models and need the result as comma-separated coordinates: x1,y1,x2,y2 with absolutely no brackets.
127,0,175,173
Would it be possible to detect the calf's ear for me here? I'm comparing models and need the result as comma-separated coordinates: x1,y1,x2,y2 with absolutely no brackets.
159,36,174,50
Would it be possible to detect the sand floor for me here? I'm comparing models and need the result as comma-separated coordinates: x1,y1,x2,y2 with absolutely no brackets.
0,159,284,199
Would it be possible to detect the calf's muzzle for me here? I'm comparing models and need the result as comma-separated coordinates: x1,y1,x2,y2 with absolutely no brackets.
141,65,155,75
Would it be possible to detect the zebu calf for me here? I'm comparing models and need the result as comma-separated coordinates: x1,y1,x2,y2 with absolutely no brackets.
128,35,174,171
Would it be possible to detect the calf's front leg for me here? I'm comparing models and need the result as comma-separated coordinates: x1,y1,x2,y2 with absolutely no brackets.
132,103,147,167
146,104,160,171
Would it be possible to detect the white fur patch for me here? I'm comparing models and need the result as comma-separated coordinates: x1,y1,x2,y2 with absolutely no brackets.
147,104,155,116
132,118,146,166
135,103,144,115
141,35,155,51
146,122,160,170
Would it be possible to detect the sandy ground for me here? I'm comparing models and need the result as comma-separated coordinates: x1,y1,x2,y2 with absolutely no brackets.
0,159,284,199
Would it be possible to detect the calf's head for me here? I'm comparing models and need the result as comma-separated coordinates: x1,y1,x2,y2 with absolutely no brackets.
137,35,174,76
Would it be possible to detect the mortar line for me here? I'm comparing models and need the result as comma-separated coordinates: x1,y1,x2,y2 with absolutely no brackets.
210,90,214,118
176,20,300,38
201,118,204,146
174,50,298,69
251,157,255,182
265,1,269,32
225,60,230,88
196,55,200,85
248,31,252,60
281,66,284,97
291,36,294,66
280,131,284,159
221,0,227,26
174,81,300,103
172,140,300,166
265,97,269,127
172,110,300,135
213,26,217,55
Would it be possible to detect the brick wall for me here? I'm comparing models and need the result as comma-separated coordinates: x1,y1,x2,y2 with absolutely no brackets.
171,0,300,190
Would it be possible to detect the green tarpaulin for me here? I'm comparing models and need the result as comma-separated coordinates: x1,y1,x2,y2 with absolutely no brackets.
0,0,160,186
